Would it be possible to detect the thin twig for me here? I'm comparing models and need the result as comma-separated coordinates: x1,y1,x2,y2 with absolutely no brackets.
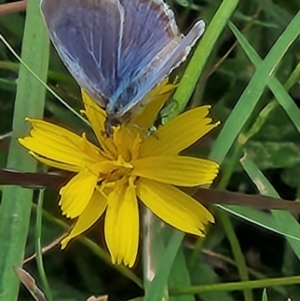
0,1,26,15
23,233,68,264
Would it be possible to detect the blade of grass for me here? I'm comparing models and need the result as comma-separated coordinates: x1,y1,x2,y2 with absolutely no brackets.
145,2,242,299
241,155,300,259
31,204,143,288
0,0,49,299
209,12,300,232
168,248,195,301
214,204,300,242
142,208,168,299
218,212,253,301
229,22,300,135
206,19,300,241
35,190,52,301
0,35,88,126
210,13,300,164
143,230,183,301
170,275,300,296
148,10,300,301
262,289,268,301
168,0,240,120
14,267,47,301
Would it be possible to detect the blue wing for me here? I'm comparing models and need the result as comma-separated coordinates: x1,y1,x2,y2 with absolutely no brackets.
108,20,205,118
41,0,123,106
40,0,178,109
117,0,179,79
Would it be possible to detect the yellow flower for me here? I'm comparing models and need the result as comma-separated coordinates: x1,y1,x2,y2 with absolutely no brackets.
19,81,219,267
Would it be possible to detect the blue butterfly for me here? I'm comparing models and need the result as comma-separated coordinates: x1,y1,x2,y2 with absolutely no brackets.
40,0,205,132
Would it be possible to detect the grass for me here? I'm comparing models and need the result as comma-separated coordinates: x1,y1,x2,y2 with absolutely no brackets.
1,0,300,301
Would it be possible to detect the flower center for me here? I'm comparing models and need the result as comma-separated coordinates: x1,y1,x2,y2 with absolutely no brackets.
106,164,132,182
92,125,143,191
92,153,133,185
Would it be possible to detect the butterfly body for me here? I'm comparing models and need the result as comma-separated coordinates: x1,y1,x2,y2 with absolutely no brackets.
40,0,205,130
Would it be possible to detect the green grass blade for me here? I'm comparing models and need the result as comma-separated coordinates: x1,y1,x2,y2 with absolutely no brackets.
215,204,300,242
169,248,195,301
168,0,240,120
241,156,300,259
0,35,88,126
170,275,300,296
143,231,184,301
218,212,253,301
210,12,300,164
145,2,243,298
209,11,300,236
229,22,300,134
142,209,168,299
0,0,49,299
262,289,268,301
142,1,241,298
35,190,52,301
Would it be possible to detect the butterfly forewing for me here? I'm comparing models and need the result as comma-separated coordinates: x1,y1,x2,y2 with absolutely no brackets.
41,0,122,105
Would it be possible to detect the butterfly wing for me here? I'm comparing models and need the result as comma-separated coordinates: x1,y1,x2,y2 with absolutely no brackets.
41,0,123,106
138,20,206,95
117,0,179,79
41,0,179,111
108,20,205,117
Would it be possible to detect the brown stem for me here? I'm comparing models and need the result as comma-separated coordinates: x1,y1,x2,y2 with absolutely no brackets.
1,168,300,212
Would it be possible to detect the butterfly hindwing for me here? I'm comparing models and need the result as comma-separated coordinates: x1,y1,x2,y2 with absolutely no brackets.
139,20,205,92
117,0,178,79
108,20,205,117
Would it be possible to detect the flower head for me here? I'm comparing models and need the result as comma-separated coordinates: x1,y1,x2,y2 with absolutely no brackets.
19,81,219,267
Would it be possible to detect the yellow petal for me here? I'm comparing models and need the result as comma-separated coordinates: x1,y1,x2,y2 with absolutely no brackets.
130,79,176,133
59,170,98,218
140,106,219,157
81,89,106,135
29,152,82,172
82,90,117,157
19,119,101,167
20,137,77,167
132,156,219,186
61,189,107,249
27,119,98,156
27,118,85,141
104,178,139,267
137,179,214,236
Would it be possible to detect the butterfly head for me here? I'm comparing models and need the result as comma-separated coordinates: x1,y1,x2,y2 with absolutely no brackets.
104,109,132,137
106,84,139,118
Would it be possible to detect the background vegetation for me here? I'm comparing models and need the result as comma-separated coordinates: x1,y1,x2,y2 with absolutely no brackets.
1,0,300,300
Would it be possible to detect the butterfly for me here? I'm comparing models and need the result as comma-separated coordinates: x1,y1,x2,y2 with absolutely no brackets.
40,0,205,133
